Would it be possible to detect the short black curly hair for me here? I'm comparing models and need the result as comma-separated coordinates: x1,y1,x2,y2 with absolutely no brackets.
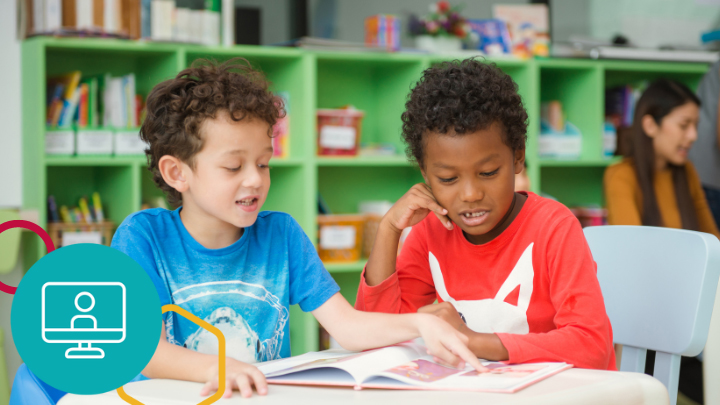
401,58,528,168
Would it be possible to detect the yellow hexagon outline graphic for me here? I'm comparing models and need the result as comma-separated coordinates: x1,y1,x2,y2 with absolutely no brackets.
116,304,227,405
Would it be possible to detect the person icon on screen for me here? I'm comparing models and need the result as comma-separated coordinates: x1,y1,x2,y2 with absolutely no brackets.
70,292,97,330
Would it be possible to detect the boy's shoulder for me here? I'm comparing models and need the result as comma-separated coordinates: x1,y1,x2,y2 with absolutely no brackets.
521,192,578,229
118,207,175,233
254,210,295,229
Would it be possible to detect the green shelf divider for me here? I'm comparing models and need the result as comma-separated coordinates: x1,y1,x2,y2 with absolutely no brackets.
21,36,712,356
324,260,367,273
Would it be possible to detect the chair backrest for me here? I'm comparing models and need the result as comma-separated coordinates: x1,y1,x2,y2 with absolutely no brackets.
584,225,720,405
9,364,65,405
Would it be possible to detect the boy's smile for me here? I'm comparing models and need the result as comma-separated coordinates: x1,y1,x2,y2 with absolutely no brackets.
422,122,525,245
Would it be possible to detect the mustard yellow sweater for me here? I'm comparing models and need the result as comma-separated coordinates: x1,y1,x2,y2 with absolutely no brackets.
604,159,720,238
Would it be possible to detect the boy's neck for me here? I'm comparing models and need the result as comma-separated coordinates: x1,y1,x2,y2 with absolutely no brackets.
179,199,244,250
463,192,527,245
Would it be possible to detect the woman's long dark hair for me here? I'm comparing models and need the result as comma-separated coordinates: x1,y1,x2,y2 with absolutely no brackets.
627,79,700,230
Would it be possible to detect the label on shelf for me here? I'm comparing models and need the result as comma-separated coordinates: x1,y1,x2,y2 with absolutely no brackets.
114,130,149,155
320,126,356,150
76,130,113,155
62,231,102,247
45,130,75,155
320,226,356,249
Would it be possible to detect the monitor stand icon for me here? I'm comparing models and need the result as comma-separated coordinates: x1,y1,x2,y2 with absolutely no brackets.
41,282,127,360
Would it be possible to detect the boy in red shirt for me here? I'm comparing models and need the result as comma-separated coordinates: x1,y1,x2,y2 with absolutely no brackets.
356,59,616,370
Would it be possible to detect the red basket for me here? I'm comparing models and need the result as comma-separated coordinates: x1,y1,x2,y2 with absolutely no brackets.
317,108,365,156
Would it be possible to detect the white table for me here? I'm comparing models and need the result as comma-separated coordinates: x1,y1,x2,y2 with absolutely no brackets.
58,369,669,405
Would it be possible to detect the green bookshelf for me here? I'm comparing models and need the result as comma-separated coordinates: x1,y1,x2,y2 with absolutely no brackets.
21,36,711,356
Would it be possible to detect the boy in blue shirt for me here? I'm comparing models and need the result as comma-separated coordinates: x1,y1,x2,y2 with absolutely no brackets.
111,59,482,399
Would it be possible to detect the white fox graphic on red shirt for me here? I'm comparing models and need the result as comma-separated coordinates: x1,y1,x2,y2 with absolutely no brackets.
428,243,534,334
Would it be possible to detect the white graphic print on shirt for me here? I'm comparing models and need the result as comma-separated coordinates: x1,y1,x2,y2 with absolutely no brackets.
428,243,534,334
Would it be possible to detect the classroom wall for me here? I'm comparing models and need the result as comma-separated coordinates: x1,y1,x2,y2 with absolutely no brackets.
0,0,22,209
0,0,24,387
588,0,720,48
235,0,292,45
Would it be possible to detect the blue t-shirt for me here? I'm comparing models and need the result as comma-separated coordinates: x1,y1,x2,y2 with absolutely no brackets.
111,208,339,363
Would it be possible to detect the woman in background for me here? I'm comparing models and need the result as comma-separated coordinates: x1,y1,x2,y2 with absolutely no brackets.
604,79,719,238
604,78,719,405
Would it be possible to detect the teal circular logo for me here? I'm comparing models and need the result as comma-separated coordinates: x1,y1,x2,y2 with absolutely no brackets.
12,244,162,395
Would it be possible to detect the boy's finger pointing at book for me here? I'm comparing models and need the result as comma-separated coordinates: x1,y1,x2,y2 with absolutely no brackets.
445,335,488,372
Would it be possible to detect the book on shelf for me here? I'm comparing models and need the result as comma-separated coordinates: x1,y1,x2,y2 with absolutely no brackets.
49,192,105,224
22,0,219,44
259,341,571,393
605,84,645,129
272,91,290,158
46,70,144,130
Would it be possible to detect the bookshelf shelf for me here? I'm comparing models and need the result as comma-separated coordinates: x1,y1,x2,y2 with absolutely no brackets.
21,36,711,357
324,260,367,273
539,157,622,167
45,156,146,166
316,156,410,167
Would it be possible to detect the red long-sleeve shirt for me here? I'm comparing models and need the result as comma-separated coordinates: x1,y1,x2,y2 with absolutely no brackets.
355,192,616,370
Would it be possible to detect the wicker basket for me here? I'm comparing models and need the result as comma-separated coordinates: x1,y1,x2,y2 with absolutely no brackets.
47,221,116,248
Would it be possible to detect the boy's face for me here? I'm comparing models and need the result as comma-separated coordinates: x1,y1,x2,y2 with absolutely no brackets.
183,112,272,229
421,123,524,238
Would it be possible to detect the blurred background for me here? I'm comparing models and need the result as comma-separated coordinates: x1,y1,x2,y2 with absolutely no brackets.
2,0,720,404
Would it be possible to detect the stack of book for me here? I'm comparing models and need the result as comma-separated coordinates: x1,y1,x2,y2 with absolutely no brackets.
46,70,149,156
46,70,143,129
605,84,646,129
21,0,220,45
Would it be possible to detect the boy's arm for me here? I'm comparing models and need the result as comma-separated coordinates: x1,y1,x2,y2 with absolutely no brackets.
357,184,451,313
313,293,485,371
495,217,615,369
144,321,268,398
112,222,267,397
417,302,509,361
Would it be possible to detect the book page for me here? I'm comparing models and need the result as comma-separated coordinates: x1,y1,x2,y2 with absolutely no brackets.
370,361,571,392
262,342,426,385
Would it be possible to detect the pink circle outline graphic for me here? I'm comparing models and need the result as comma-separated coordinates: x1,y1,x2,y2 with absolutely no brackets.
0,220,55,294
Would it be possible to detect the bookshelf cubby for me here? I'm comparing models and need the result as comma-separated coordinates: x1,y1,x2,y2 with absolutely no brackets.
22,37,711,356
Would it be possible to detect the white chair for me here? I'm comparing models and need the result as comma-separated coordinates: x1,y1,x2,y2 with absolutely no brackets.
584,225,720,405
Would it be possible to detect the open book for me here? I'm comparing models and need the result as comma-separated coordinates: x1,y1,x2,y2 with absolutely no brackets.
258,342,572,393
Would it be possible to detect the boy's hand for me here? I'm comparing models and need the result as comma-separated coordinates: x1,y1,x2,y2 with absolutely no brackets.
200,357,268,399
418,302,468,333
415,313,488,373
383,183,453,233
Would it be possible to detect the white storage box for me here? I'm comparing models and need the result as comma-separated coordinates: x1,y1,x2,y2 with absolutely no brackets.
539,134,582,159
76,130,113,155
114,130,148,155
45,130,75,155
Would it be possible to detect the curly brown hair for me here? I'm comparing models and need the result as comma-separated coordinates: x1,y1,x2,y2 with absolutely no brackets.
140,58,284,207
401,58,528,168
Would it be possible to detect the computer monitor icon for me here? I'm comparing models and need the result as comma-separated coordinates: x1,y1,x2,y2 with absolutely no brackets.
41,282,126,359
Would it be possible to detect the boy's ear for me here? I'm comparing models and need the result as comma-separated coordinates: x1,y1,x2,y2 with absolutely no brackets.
514,149,526,174
158,155,190,194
